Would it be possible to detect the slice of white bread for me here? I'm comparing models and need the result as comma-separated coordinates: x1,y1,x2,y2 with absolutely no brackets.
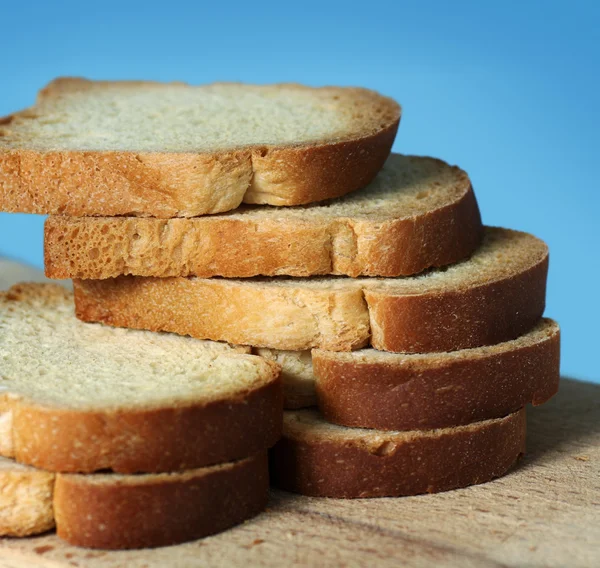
0,283,282,473
260,318,560,418
74,227,548,353
0,78,400,217
44,154,482,279
293,319,558,419
270,409,525,498
0,452,268,549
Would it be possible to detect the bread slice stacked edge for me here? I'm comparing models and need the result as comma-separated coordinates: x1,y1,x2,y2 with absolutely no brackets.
0,283,282,548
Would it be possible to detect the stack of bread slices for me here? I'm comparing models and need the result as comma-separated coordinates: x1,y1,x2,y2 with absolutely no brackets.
0,78,560,549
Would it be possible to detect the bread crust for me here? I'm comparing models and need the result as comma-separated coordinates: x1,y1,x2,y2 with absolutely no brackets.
5,378,282,474
0,78,400,217
0,452,268,548
269,410,526,498
366,256,548,353
313,320,560,430
54,453,268,549
43,171,482,279
73,228,548,352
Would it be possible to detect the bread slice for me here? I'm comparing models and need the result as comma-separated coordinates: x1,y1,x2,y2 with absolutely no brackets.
74,227,549,353
44,154,482,279
0,78,400,218
314,319,560,429
270,409,525,498
0,452,268,549
260,319,560,416
0,283,282,473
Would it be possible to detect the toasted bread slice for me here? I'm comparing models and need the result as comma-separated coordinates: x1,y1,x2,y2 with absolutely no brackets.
0,283,282,473
0,453,267,549
74,228,548,353
270,409,525,498
44,154,481,278
0,78,400,217
260,319,560,419
313,319,560,428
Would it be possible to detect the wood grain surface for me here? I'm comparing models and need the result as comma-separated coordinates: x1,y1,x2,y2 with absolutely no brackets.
0,261,598,567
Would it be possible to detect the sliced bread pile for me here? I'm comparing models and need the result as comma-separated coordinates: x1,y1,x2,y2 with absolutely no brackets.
0,78,559,548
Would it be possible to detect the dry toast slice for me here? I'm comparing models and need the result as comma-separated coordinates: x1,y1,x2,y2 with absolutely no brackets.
0,453,267,549
0,78,400,217
270,409,525,498
44,154,481,278
0,283,282,473
74,228,548,353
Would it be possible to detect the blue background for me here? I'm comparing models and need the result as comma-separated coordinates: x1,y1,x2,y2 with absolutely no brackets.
0,1,598,382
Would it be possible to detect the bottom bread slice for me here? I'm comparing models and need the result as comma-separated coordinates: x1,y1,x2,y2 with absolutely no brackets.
270,409,525,498
0,452,268,549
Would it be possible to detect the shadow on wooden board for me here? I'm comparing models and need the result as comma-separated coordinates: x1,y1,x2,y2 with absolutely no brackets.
524,377,600,466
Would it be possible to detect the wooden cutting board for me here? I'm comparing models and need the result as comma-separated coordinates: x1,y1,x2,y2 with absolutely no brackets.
0,260,598,568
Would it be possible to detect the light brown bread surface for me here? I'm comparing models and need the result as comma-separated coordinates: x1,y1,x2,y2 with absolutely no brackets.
255,349,316,409
74,227,549,352
44,154,482,279
0,457,54,537
0,283,282,473
0,78,400,217
269,409,526,498
314,319,560,429
0,453,268,550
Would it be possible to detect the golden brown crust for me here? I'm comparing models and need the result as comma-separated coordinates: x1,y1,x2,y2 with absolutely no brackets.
366,255,548,352
269,410,526,498
6,376,282,474
245,122,398,206
43,178,482,279
313,320,560,430
0,79,400,217
54,453,269,550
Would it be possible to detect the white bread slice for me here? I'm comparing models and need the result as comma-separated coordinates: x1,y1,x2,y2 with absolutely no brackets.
44,154,482,279
0,283,282,473
0,78,400,217
270,409,526,498
261,319,559,425
74,227,549,353
0,452,268,549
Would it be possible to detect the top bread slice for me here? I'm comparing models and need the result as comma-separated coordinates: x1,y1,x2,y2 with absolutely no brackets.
74,227,549,353
0,78,400,217
0,283,282,474
44,154,482,279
